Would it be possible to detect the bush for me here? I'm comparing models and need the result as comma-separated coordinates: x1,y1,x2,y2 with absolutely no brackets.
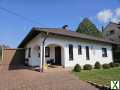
109,62,115,67
94,62,101,69
109,62,120,68
73,64,81,72
102,64,110,69
114,63,120,67
83,64,92,70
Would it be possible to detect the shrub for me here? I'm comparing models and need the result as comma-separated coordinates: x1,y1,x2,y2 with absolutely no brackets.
73,64,81,72
109,62,115,67
114,63,120,67
83,64,92,70
109,62,120,68
94,62,101,69
102,64,110,69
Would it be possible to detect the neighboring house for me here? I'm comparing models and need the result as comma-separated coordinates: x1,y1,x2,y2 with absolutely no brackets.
18,27,116,69
103,22,120,42
103,22,120,62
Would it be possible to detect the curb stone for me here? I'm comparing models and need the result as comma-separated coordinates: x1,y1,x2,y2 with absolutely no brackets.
87,81,111,90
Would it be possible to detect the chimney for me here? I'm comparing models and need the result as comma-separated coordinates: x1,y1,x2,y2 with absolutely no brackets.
62,25,69,30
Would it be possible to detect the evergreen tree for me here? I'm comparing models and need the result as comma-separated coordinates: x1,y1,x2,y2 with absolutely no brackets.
76,18,102,37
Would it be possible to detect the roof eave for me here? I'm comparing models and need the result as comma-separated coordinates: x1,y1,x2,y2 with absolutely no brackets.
18,28,118,48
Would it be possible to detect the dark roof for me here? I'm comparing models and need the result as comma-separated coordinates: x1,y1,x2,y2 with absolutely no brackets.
18,27,118,48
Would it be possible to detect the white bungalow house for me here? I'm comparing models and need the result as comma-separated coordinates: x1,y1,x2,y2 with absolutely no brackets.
18,27,116,70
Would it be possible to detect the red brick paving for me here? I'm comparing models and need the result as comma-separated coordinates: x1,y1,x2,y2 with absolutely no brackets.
0,68,98,90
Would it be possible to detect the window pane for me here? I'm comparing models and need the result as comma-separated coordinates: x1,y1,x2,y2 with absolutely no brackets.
110,30,114,35
86,46,90,60
78,45,82,55
28,48,31,58
102,48,107,57
69,44,73,60
38,52,40,57
45,47,50,57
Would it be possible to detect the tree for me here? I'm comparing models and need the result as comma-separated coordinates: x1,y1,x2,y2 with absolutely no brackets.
76,18,102,37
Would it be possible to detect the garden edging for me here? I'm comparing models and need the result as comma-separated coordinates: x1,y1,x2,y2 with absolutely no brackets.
87,81,111,90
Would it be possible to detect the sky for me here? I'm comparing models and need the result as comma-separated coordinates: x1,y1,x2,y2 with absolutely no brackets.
0,0,120,48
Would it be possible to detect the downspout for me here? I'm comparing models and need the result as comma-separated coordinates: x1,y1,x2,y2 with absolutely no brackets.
41,32,49,72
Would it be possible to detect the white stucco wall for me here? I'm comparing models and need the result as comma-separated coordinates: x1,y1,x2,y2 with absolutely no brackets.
25,33,113,68
64,42,113,68
25,34,43,66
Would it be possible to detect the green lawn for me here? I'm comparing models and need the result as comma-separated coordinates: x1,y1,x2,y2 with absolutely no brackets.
73,67,120,87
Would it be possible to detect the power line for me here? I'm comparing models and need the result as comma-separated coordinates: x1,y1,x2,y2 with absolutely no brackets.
0,6,42,25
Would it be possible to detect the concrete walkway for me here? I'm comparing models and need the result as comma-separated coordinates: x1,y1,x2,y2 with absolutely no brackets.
0,69,98,90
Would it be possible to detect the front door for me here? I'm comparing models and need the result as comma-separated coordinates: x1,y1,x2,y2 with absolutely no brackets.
55,46,61,65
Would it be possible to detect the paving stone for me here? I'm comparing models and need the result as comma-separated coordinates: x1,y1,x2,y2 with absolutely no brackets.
0,68,98,90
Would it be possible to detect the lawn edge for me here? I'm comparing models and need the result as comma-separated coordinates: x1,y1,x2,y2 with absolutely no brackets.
87,81,110,90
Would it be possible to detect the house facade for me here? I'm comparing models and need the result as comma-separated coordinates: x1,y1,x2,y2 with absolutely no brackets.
18,28,116,69
103,22,120,42
103,22,120,62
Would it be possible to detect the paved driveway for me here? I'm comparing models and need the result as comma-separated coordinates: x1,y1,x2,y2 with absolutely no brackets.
0,68,98,90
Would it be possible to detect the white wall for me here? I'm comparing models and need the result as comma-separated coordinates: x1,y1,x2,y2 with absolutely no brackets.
25,33,113,68
64,42,113,68
25,34,42,66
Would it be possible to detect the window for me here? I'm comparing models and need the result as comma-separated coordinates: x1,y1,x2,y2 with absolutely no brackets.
86,46,90,60
38,46,40,57
28,48,31,58
45,47,50,57
109,30,114,35
78,45,82,55
69,44,73,60
102,48,107,57
38,46,40,50
118,27,120,29
118,36,120,39
38,52,40,57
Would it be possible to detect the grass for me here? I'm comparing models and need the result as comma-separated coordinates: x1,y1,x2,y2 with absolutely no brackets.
73,67,120,87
